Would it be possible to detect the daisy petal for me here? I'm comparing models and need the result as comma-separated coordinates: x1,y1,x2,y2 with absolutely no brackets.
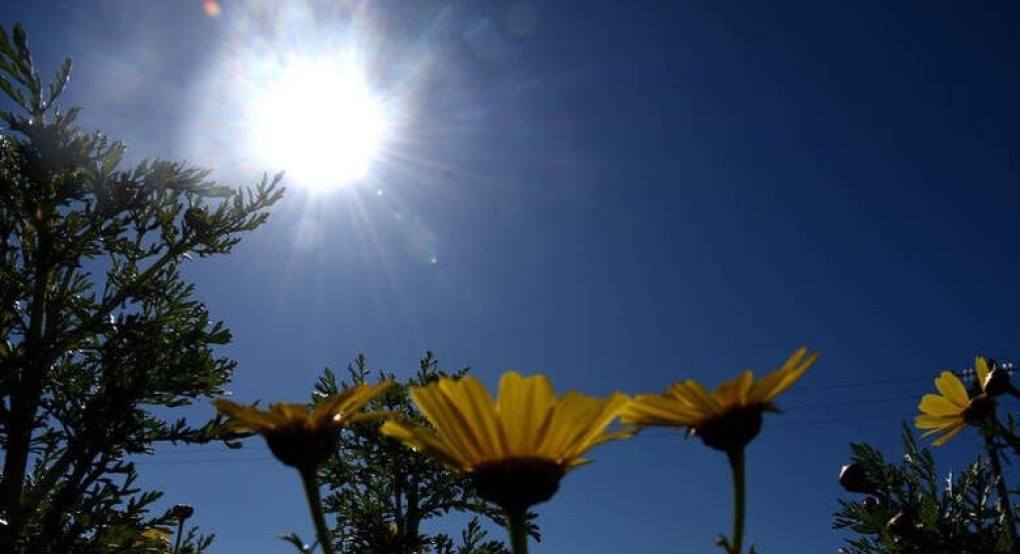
934,371,969,408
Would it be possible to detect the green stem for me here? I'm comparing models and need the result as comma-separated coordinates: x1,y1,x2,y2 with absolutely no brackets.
173,517,185,554
726,448,746,554
299,467,336,554
983,434,1018,547
505,507,530,554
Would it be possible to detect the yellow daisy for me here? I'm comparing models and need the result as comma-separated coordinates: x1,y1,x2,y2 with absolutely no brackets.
915,357,995,446
214,381,391,469
381,371,633,511
622,348,819,452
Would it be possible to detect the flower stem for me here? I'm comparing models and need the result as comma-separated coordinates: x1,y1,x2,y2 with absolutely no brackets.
505,507,530,554
726,448,746,554
173,517,185,554
983,434,1019,547
300,467,336,554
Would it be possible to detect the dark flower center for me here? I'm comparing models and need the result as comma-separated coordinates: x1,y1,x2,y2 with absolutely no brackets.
264,423,338,470
470,457,566,511
696,405,764,453
962,394,995,426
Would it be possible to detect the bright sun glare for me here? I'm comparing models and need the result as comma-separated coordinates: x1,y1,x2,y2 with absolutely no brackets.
250,58,386,190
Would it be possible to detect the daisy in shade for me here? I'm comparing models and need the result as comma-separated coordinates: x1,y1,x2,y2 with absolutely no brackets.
214,382,391,470
915,356,996,446
214,382,391,554
622,348,819,452
621,348,818,554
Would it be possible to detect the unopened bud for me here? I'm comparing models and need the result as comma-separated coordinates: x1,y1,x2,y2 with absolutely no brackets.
984,366,1012,397
839,463,875,495
170,504,194,520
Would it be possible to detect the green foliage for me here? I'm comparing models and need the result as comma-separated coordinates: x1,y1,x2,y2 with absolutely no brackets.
834,423,1017,553
0,23,282,552
432,517,509,554
314,352,536,554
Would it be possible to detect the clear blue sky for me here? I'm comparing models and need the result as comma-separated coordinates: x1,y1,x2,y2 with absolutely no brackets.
4,1,1020,552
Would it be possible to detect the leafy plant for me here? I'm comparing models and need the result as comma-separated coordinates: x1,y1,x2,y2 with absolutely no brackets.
834,423,1017,553
0,23,282,552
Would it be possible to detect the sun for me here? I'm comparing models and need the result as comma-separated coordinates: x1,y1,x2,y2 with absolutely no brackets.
249,57,386,190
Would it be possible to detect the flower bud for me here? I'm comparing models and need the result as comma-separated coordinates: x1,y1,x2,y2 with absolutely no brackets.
983,366,1012,397
170,504,194,520
839,463,875,495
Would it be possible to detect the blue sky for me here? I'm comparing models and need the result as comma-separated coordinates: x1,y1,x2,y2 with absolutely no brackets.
4,1,1020,552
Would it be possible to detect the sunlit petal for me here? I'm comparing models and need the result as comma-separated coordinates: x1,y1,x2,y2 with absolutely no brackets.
975,357,990,392
381,371,632,509
497,372,556,456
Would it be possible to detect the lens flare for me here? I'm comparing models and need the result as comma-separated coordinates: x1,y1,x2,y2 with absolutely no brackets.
203,0,221,18
249,57,387,190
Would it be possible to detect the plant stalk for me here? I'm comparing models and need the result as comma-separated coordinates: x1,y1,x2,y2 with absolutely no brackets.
300,467,336,554
173,517,185,554
726,448,747,554
505,507,530,554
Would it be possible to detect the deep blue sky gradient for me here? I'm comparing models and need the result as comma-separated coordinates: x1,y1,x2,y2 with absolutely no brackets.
4,1,1020,552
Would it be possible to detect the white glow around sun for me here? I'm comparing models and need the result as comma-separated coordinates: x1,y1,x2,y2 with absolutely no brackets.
249,57,386,190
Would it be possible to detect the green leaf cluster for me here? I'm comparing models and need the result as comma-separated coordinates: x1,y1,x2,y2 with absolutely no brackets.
0,23,282,552
834,423,1017,553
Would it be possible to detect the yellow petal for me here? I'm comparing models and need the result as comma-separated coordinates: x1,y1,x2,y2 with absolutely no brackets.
748,349,817,403
319,381,391,426
452,376,505,459
381,420,469,469
933,372,969,408
714,370,753,405
914,413,955,430
622,393,702,427
931,421,965,446
497,372,556,456
213,400,279,432
411,382,483,462
536,392,618,461
673,380,720,414
557,392,631,459
975,357,989,393
665,383,702,412
270,403,310,425
919,394,965,418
